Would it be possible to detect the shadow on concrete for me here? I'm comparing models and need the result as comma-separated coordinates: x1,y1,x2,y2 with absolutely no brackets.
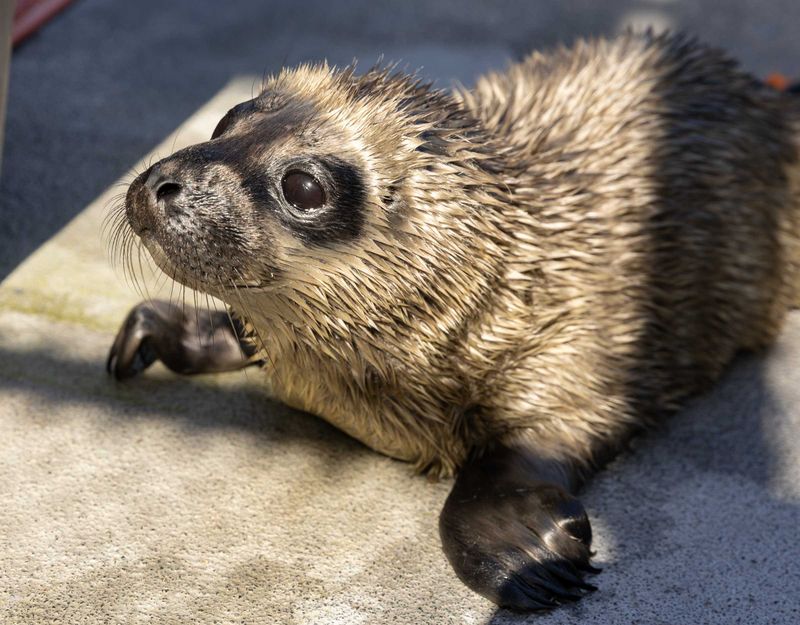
0,340,376,483
3,324,798,624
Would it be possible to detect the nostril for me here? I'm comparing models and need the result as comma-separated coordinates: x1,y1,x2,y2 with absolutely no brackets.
155,181,182,203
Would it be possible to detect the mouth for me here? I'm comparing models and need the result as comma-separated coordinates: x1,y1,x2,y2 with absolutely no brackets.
132,230,193,286
133,228,270,293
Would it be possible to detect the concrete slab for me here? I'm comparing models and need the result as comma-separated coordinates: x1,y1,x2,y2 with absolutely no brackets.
1,50,799,625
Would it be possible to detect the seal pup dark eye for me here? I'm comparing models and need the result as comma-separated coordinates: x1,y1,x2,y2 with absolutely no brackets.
281,171,326,211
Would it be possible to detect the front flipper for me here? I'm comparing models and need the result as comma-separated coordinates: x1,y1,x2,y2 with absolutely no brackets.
439,444,598,611
107,300,261,380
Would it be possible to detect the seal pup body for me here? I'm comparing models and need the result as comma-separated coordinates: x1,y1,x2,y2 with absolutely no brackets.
108,32,800,610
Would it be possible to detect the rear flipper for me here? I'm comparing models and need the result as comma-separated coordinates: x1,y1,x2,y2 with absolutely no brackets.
107,300,261,379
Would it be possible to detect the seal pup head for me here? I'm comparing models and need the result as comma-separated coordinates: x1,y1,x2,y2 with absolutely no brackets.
123,64,506,307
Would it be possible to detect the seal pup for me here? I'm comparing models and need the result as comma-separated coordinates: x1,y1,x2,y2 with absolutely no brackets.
107,32,800,610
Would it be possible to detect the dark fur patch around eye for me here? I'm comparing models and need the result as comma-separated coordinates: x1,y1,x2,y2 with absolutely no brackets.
293,156,365,246
240,171,278,208
240,156,365,247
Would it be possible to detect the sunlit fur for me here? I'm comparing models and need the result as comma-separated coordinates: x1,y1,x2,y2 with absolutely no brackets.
117,32,800,477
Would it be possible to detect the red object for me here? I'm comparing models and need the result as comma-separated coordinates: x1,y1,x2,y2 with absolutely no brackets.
13,0,76,48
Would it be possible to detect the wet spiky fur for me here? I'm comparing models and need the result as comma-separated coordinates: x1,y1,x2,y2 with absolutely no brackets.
124,32,800,478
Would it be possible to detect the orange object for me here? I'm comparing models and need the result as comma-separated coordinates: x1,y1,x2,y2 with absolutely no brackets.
765,72,790,91
13,0,76,48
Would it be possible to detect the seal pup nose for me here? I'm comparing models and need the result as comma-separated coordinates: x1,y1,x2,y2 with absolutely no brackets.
144,166,184,218
154,180,182,204
124,163,184,233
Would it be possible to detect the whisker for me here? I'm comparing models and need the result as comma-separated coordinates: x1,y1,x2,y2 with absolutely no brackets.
228,267,271,368
136,241,152,302
168,264,177,309
169,125,184,157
